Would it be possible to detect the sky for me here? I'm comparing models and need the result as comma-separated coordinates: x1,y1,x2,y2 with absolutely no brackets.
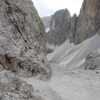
32,0,83,17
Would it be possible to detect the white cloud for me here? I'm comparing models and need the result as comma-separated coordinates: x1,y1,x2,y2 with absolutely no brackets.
32,0,83,17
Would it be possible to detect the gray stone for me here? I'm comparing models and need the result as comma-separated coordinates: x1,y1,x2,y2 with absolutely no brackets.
0,0,51,79
0,70,43,100
47,0,100,45
0,65,3,72
74,0,100,44
48,9,71,45
84,50,100,70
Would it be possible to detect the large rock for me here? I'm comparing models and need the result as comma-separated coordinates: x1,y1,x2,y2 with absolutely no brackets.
74,0,100,44
48,9,71,45
0,0,51,79
84,50,100,70
0,70,43,100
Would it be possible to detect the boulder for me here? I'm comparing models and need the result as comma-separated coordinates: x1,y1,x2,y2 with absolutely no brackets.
84,50,100,70
0,70,43,100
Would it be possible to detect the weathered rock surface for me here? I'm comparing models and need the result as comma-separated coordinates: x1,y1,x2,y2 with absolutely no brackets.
48,9,71,45
74,0,100,44
0,70,43,100
84,50,100,70
0,0,51,79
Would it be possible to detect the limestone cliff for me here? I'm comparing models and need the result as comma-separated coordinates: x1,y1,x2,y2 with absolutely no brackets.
47,0,100,45
47,9,71,45
74,0,100,44
0,0,51,79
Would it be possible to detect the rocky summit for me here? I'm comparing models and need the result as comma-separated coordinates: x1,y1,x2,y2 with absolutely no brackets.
47,9,71,45
0,0,51,79
47,0,100,45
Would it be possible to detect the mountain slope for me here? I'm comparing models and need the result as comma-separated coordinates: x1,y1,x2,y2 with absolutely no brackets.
49,33,100,68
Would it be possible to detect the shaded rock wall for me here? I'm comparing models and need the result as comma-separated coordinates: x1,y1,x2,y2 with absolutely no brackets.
74,0,100,44
48,0,100,45
47,9,71,45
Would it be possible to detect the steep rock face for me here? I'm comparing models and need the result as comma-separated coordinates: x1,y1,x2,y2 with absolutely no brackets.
74,0,100,44
0,0,51,79
48,9,71,45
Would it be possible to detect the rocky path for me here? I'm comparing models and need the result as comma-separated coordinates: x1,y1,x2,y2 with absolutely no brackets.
23,63,100,100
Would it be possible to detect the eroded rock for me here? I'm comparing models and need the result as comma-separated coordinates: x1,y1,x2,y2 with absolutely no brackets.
84,50,100,70
0,70,43,100
74,0,100,44
47,0,100,45
48,9,71,45
0,0,51,79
